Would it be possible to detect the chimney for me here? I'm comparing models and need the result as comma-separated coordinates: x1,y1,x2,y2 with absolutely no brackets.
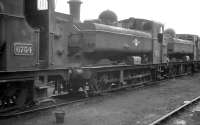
68,0,82,23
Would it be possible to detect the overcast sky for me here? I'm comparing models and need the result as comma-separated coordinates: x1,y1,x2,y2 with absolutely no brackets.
55,0,200,35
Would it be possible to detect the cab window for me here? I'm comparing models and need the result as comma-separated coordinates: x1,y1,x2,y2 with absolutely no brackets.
37,0,48,10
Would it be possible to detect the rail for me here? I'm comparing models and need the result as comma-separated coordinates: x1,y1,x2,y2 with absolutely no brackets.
149,95,200,125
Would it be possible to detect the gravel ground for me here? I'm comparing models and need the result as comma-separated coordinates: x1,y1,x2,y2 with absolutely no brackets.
1,74,200,125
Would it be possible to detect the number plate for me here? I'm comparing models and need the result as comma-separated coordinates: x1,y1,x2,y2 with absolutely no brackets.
14,43,33,56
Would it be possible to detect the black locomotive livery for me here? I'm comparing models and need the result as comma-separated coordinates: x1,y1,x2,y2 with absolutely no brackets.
0,0,200,112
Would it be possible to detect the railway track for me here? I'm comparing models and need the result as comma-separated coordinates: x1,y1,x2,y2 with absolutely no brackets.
149,95,200,125
0,97,90,118
0,73,191,119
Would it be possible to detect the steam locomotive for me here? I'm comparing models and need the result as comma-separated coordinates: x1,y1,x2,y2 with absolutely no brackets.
0,0,200,112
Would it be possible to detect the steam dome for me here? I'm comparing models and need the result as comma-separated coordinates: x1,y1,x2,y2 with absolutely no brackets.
164,28,176,38
99,10,118,25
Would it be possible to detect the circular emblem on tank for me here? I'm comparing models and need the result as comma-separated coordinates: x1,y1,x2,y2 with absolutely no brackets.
131,39,140,46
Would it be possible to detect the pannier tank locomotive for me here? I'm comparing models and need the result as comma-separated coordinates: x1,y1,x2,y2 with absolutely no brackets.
0,0,200,112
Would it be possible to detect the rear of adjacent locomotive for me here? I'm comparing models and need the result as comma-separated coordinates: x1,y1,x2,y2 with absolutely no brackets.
0,0,74,111
0,0,40,111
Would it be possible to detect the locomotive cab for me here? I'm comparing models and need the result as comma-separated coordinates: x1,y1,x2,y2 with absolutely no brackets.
119,18,166,64
24,0,73,68
24,0,74,99
24,0,49,66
